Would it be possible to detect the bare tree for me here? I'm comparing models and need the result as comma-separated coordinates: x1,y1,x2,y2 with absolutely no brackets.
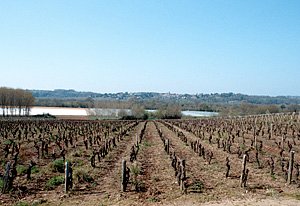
24,91,35,116
0,87,10,116
131,104,146,119
0,87,35,116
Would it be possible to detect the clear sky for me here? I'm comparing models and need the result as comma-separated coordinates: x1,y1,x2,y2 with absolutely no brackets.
0,1,299,96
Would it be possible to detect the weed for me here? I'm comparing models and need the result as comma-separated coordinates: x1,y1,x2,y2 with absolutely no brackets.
31,199,46,206
74,169,94,183
13,201,30,206
152,176,160,182
134,180,146,192
130,163,142,191
190,180,204,193
51,159,64,173
75,159,84,166
266,188,278,197
0,178,3,190
91,182,98,188
294,193,300,200
31,202,40,206
46,176,64,190
147,197,159,202
66,157,83,167
271,174,276,180
130,163,140,177
31,165,39,174
285,192,300,200
17,165,27,175
0,159,5,168
4,139,13,145
240,144,246,151
143,141,151,147
73,150,82,157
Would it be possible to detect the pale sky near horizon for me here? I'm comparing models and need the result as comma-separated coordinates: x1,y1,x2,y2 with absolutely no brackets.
0,1,299,96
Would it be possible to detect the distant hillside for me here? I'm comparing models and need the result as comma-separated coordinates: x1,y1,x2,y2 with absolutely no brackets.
30,89,300,105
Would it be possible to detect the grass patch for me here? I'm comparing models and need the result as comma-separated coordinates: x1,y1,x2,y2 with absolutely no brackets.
271,174,276,180
72,150,83,158
46,176,64,190
294,193,300,200
190,180,204,193
31,165,39,174
13,201,30,206
65,157,83,167
17,165,27,175
0,159,5,168
152,176,160,182
51,159,64,173
265,188,279,197
130,163,141,177
239,144,246,151
0,178,3,190
143,140,152,147
4,139,13,145
285,192,300,200
72,159,84,167
147,197,159,202
14,200,44,206
130,163,144,191
74,169,94,183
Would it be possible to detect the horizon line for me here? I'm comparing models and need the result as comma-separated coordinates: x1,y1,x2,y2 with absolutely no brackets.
27,88,300,98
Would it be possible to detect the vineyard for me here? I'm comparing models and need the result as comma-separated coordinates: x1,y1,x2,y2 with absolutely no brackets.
1,113,300,205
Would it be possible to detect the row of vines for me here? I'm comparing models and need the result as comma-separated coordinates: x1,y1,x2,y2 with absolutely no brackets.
0,119,142,201
1,112,300,205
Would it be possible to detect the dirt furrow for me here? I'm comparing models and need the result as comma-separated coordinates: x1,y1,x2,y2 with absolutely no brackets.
135,121,181,204
156,121,244,200
23,122,147,206
168,121,297,195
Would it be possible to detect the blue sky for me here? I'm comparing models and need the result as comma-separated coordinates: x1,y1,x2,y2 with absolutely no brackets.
0,1,299,96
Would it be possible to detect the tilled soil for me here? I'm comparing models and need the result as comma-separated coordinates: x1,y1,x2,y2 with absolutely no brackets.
134,122,181,203
2,120,300,206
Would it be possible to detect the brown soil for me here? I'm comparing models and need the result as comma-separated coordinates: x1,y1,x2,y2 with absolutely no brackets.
1,120,300,206
134,122,182,203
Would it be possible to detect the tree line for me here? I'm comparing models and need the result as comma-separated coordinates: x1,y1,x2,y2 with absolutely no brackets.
34,97,300,117
219,103,300,116
30,89,300,105
119,103,183,120
0,87,35,116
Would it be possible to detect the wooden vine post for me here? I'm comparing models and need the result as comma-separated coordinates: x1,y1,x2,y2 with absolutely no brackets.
121,159,127,192
288,151,295,184
2,162,11,194
180,159,186,192
165,139,170,154
26,161,35,180
136,134,139,146
254,135,257,150
225,157,230,178
270,123,273,139
65,161,73,193
240,154,248,187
